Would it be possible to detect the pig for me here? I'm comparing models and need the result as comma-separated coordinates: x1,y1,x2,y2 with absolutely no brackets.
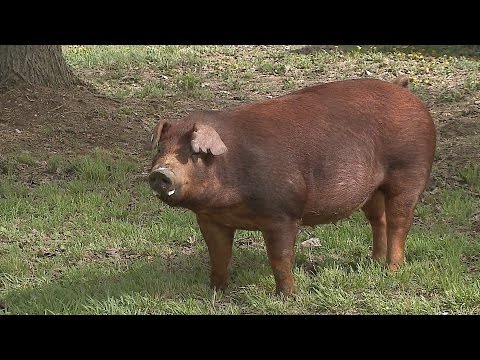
146,76,436,297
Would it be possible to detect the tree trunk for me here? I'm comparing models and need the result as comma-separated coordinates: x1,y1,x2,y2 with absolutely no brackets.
0,45,79,88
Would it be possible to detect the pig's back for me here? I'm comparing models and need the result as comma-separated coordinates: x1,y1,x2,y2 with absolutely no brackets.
218,78,434,168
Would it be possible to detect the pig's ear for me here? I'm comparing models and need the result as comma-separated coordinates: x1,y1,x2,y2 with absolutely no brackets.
144,120,170,151
191,123,227,156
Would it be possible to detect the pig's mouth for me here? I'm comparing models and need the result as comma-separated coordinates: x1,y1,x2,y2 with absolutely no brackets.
152,187,179,204
148,167,181,205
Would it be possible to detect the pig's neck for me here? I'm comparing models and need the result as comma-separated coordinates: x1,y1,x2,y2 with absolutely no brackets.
180,157,240,212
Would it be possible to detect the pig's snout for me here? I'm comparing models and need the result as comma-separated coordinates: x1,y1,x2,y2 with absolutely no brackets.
149,170,172,187
149,168,176,197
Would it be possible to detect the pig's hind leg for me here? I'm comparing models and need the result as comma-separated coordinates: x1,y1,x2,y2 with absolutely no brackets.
362,190,388,262
382,172,428,271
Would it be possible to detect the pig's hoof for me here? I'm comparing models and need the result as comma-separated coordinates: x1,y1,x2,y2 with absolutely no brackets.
387,262,401,271
210,280,228,292
371,253,386,262
275,285,296,299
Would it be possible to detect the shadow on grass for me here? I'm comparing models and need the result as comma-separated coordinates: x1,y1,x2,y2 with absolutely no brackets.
298,253,372,277
2,246,273,314
293,45,480,58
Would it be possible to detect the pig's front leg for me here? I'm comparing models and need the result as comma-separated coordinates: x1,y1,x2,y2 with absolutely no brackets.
262,220,300,297
196,216,234,291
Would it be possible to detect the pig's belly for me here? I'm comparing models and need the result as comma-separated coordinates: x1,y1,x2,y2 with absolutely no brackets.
301,206,364,226
301,181,377,226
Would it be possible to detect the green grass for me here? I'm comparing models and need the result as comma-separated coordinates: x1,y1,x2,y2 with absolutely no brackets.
134,80,167,99
15,151,36,166
459,167,480,190
0,156,17,175
63,46,206,99
437,89,466,103
1,150,479,314
64,45,202,71
46,155,63,174
440,189,478,224
1,45,479,314
40,126,55,137
67,148,137,182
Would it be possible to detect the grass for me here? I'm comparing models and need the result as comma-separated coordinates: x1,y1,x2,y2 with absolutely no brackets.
0,156,17,175
63,46,206,99
459,167,480,190
1,149,479,314
437,89,466,103
440,189,477,224
1,45,479,314
15,151,36,166
46,155,63,174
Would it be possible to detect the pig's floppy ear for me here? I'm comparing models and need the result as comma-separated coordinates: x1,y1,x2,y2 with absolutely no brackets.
144,120,170,150
191,123,227,156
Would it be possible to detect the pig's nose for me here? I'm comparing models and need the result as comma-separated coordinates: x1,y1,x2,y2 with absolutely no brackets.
149,169,173,190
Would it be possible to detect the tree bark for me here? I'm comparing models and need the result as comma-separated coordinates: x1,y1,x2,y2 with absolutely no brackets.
0,45,79,87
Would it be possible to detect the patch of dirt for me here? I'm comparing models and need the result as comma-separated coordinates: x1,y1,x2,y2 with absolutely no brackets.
72,248,146,266
471,212,480,234
0,83,153,159
235,236,264,250
429,101,480,191
461,254,480,273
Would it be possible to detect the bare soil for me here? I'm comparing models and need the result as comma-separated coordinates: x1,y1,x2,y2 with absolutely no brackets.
0,83,151,158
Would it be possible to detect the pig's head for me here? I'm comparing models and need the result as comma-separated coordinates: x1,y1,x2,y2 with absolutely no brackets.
146,119,227,207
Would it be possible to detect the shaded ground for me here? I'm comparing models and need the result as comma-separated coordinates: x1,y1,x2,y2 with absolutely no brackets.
0,83,149,158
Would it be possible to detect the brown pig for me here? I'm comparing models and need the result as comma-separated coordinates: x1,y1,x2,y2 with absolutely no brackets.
146,76,436,297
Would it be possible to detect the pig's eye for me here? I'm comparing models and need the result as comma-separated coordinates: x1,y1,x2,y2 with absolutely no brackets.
191,152,213,165
191,153,200,162
191,151,209,162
